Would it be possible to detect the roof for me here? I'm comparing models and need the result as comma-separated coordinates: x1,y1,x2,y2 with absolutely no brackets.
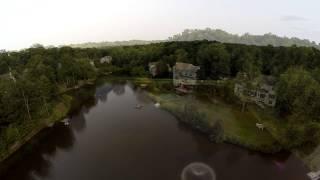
148,62,158,66
174,62,200,71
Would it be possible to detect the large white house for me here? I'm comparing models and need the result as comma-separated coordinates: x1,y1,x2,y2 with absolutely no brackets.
100,56,112,64
173,62,200,87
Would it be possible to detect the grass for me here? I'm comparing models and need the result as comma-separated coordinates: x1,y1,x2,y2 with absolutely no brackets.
150,93,282,153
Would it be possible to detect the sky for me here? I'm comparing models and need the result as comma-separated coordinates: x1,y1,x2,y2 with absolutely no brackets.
1,0,320,50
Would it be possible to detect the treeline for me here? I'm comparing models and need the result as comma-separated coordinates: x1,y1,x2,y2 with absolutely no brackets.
3,41,320,120
169,28,320,49
69,40,163,49
68,28,320,50
0,46,101,129
0,45,104,156
101,41,320,148
1,41,320,148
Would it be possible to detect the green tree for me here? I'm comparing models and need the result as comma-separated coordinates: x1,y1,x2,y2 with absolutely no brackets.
130,66,147,77
175,49,189,62
197,44,230,79
277,67,320,121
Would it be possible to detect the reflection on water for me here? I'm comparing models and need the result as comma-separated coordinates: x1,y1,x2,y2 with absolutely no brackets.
0,124,75,180
0,81,310,180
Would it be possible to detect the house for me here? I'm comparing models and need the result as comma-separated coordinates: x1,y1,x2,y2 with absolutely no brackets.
234,74,277,107
148,62,158,77
100,56,112,64
173,62,200,87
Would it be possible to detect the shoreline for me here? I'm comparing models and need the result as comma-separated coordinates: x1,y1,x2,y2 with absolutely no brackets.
163,105,282,153
0,95,72,163
0,77,312,167
0,79,96,163
147,92,282,154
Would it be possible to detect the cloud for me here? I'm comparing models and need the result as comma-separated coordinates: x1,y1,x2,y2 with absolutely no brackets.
281,15,307,22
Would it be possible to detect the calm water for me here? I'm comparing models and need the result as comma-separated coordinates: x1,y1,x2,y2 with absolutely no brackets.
0,81,310,180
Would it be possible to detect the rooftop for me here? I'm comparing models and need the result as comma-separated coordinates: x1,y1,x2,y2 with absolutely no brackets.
174,62,200,71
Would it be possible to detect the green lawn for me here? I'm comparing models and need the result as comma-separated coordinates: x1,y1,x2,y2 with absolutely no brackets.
150,93,282,152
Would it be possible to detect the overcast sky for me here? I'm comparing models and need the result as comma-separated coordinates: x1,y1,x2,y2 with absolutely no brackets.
1,0,320,50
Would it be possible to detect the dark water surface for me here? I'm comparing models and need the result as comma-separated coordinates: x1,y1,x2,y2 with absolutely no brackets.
0,81,310,180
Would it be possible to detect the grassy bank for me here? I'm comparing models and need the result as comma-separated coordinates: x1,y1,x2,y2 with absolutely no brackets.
58,79,96,94
0,95,72,162
149,93,282,153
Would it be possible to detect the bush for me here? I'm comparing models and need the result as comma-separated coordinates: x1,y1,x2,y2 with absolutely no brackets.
130,66,147,77
279,122,320,149
169,103,224,143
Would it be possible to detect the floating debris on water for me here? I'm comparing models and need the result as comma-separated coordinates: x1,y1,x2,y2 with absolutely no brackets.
135,104,143,109
155,103,160,108
62,119,70,126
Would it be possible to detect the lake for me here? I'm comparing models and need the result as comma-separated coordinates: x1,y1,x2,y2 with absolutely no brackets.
0,80,310,180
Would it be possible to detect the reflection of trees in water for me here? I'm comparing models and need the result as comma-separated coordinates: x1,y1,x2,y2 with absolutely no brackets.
112,84,125,96
95,83,113,103
69,86,97,116
177,122,217,159
1,81,131,180
71,112,86,133
126,81,135,90
1,84,100,180
135,90,153,104
0,125,75,180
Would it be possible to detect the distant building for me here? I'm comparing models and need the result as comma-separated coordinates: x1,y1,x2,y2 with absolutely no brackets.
148,62,158,77
173,62,200,87
234,74,277,107
100,56,112,64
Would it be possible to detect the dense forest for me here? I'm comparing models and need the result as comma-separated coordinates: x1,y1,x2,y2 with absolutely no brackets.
69,40,163,49
1,41,320,153
70,28,320,49
169,28,320,49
